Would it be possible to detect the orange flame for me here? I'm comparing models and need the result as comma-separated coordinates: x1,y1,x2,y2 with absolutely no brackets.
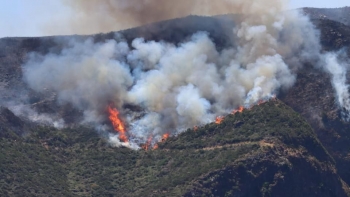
162,133,170,142
232,106,244,115
193,126,198,131
153,144,159,150
215,116,224,124
143,133,170,151
142,136,153,151
107,105,128,142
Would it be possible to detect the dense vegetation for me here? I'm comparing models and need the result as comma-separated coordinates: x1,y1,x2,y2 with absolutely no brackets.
1,100,348,196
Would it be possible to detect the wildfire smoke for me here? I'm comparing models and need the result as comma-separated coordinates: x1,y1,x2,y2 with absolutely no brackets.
21,1,350,149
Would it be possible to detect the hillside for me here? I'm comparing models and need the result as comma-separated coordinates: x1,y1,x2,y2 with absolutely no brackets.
1,100,349,196
304,7,350,27
1,7,350,197
280,17,350,185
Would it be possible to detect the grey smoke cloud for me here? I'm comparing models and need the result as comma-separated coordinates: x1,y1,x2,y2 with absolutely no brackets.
23,39,133,116
22,1,350,148
46,0,288,35
322,53,350,120
9,104,65,129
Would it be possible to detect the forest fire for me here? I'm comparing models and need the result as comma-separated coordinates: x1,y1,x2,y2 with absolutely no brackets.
153,144,159,150
215,106,245,124
232,106,244,115
215,116,224,124
142,133,170,151
107,105,128,142
142,136,154,150
216,98,277,125
142,136,153,151
162,133,170,142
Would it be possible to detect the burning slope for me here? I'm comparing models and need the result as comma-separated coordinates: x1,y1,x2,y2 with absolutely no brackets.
141,136,153,151
232,106,244,115
215,116,224,124
20,2,350,149
141,133,170,151
162,133,170,141
107,105,128,142
3,99,350,196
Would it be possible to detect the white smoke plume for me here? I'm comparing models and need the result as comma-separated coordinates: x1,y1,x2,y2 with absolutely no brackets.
322,53,350,120
22,1,350,148
0,88,66,129
9,104,65,129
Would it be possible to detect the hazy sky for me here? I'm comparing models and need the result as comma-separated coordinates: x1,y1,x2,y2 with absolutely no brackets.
0,0,349,38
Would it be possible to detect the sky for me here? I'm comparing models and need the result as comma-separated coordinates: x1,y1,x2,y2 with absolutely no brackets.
0,0,349,38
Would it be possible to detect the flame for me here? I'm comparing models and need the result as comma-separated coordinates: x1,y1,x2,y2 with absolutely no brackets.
232,106,244,115
162,133,170,142
153,144,159,150
107,105,128,142
193,126,198,131
143,133,170,151
142,136,153,151
215,116,224,124
154,133,170,150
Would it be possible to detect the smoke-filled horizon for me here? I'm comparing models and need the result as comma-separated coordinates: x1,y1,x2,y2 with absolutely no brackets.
44,0,288,35
1,0,349,38
19,0,350,149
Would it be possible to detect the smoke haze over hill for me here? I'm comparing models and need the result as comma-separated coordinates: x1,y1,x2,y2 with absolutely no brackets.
46,0,288,35
15,1,350,148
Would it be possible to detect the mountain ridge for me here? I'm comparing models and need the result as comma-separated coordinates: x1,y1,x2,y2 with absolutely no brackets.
1,7,350,196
